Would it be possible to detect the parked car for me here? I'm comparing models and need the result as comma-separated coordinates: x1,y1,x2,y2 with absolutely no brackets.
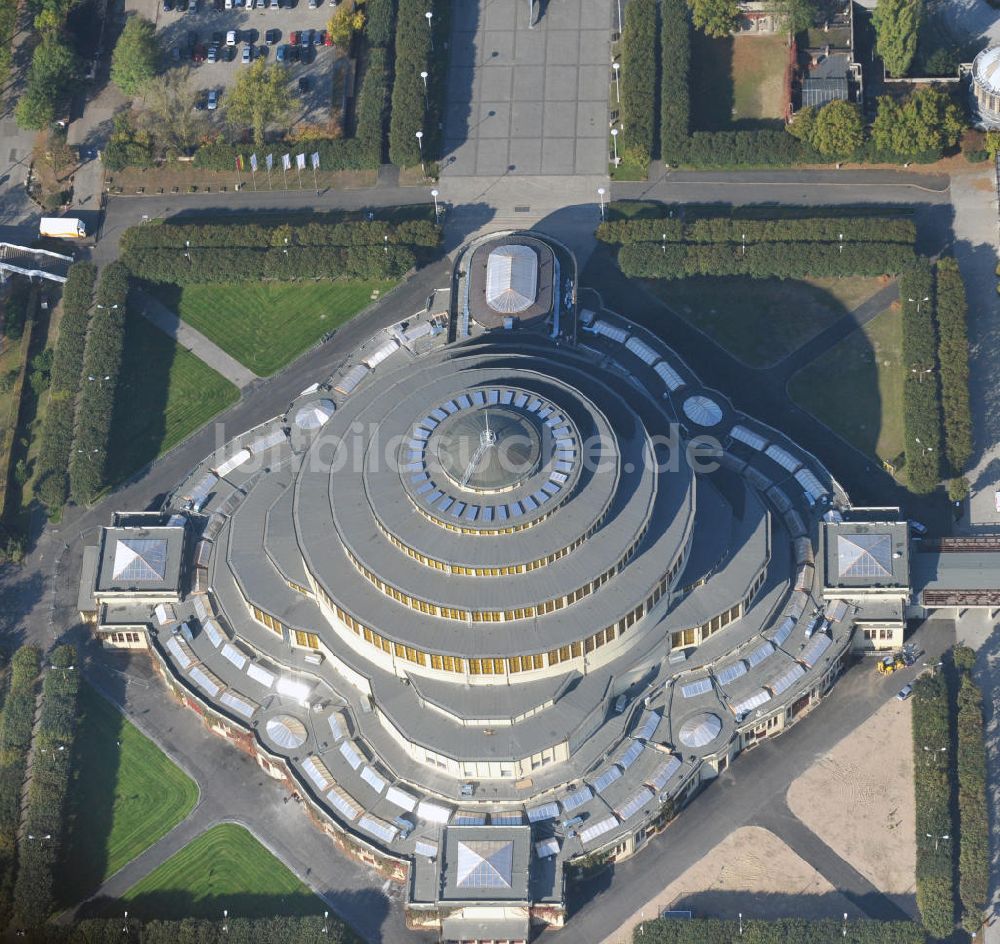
187,0,197,12
226,29,237,44
206,43,218,62
207,88,218,110
265,28,279,44
276,43,288,61
323,30,332,45
896,684,913,701
177,0,188,10
212,30,223,43
163,0,175,11
301,27,313,45
289,29,299,44
192,42,207,61
224,44,236,61
313,28,324,45
241,43,252,63
268,0,280,9
225,0,233,8
288,43,299,61
307,0,319,7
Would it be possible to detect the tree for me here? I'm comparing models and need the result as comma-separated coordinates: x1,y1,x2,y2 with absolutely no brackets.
872,87,963,158
111,15,159,96
786,104,816,144
773,0,816,33
139,68,206,154
326,3,365,49
687,0,740,37
809,100,863,158
873,0,922,77
224,58,297,147
14,36,76,129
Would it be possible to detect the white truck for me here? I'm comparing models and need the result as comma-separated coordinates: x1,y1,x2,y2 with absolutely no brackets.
39,217,86,239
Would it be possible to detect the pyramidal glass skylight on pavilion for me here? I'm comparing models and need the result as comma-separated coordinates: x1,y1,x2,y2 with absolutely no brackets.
456,839,515,889
112,538,168,583
837,533,892,578
485,245,538,314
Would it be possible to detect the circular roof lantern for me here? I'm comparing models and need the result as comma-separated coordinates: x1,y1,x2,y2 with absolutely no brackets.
682,395,723,427
265,714,308,750
678,712,723,749
295,399,336,430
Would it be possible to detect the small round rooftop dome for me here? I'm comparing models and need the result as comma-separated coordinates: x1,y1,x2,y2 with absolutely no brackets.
678,712,723,749
295,399,335,430
682,395,723,427
265,714,308,749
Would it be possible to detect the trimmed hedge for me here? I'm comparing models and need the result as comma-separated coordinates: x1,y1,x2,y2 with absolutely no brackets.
934,258,972,477
685,130,812,167
632,918,926,942
363,0,396,46
192,136,373,173
899,261,941,494
387,0,444,166
618,241,915,280
120,219,440,250
912,671,955,939
954,655,988,930
660,0,690,164
354,47,390,166
598,216,916,246
68,262,130,504
13,916,359,942
122,245,416,285
0,646,41,928
619,0,656,166
35,262,96,511
11,645,79,928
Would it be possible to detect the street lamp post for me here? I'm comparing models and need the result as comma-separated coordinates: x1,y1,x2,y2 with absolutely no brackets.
431,188,440,222
420,70,429,106
738,913,743,936
616,0,622,34
425,10,433,49
926,832,950,852
415,130,424,174
610,127,619,166
662,232,667,254
612,61,620,103
908,295,929,313
222,909,229,933
322,911,329,934
842,913,848,937
527,0,534,28
597,187,606,220
839,232,844,254
383,234,389,255
911,366,933,383
741,232,746,257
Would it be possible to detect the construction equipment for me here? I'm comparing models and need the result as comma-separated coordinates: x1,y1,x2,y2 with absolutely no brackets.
877,654,906,675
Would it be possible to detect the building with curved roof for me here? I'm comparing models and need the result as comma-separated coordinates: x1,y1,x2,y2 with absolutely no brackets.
972,46,1000,127
82,231,994,943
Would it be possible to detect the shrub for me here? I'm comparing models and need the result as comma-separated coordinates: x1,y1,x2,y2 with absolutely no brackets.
619,0,656,167
11,645,79,928
912,671,955,939
899,261,941,494
68,262,130,503
660,0,690,164
632,917,926,942
364,0,396,46
684,130,812,167
955,660,988,930
0,646,40,927
934,258,972,477
387,0,442,166
354,47,389,165
36,262,96,511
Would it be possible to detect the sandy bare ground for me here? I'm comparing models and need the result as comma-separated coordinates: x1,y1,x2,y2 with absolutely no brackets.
787,696,915,896
599,826,854,944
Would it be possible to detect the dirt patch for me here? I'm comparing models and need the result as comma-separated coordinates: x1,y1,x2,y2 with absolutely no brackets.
600,827,853,942
787,696,915,895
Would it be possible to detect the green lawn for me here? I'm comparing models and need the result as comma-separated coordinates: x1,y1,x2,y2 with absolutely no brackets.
788,305,905,473
649,275,888,368
150,280,397,376
107,313,239,484
58,684,199,908
119,823,323,920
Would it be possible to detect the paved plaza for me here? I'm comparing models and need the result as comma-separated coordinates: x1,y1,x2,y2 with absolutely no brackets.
442,0,611,177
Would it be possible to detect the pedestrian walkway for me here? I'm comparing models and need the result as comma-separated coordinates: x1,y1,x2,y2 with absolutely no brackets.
136,290,258,389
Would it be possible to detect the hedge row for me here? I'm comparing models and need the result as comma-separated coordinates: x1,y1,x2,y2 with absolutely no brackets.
387,0,442,166
13,916,358,943
632,918,926,943
35,263,96,511
598,216,916,246
660,0,690,164
620,0,656,166
363,0,396,46
120,219,441,250
354,46,390,165
0,646,41,928
684,130,811,167
899,262,941,494
122,245,416,285
11,645,79,928
68,262,130,504
192,136,372,173
618,241,915,280
954,652,988,930
911,671,955,939
934,258,972,477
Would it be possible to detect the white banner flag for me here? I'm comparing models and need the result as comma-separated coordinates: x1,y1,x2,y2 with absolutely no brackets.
249,153,258,173
296,153,306,171
282,153,291,171
311,152,320,170
265,153,273,171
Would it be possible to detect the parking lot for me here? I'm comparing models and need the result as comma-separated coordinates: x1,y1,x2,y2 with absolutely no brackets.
131,0,341,126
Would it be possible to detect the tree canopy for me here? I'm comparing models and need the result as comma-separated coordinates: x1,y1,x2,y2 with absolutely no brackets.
224,59,298,147
15,35,76,129
871,86,964,158
111,15,159,96
139,68,207,154
686,0,740,38
773,0,816,33
789,100,862,158
873,0,923,77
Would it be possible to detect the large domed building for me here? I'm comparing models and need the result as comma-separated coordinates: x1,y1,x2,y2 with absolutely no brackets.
971,46,1000,128
82,232,921,943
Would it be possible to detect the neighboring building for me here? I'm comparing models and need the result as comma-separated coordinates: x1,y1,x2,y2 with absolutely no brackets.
82,232,1000,943
971,46,1000,128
